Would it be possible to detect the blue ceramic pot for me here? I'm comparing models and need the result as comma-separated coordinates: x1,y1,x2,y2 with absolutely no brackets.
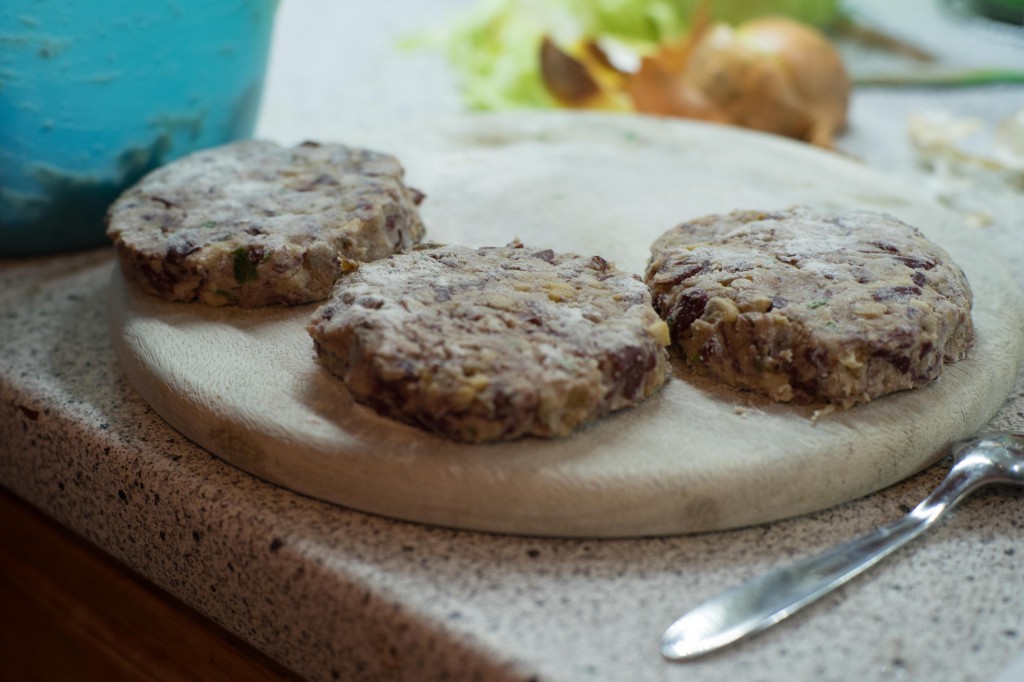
0,0,279,256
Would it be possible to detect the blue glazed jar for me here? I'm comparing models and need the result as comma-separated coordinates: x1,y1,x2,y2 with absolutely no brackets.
0,0,279,256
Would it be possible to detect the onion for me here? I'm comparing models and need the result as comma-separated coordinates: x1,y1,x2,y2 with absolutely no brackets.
629,16,850,147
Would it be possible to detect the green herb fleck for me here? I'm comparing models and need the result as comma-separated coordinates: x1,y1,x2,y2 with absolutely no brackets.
232,247,259,283
807,300,828,309
201,220,216,228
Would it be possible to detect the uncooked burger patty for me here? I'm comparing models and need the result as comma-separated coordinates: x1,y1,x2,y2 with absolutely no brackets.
106,140,426,306
307,242,671,442
644,206,973,406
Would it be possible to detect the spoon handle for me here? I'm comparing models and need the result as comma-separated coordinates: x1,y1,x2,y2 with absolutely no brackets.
660,509,933,660
662,432,1023,661
660,454,994,663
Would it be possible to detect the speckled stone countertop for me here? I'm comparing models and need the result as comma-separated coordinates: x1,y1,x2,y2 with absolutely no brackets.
3,2,1024,681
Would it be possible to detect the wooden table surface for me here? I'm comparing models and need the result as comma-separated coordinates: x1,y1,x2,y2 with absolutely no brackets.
0,488,299,680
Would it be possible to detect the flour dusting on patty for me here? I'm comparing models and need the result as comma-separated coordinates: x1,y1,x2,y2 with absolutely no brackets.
308,242,670,442
107,139,425,307
644,206,973,406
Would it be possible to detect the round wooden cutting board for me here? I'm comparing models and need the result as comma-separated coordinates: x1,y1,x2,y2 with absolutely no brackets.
109,112,1024,537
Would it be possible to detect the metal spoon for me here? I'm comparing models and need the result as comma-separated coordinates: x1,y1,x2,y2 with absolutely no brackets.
662,431,1024,661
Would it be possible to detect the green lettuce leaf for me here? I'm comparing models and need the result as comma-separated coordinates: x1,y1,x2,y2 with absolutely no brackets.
428,0,844,110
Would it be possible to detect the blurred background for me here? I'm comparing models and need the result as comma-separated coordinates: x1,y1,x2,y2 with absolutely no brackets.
0,0,278,255
2,0,1022,255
